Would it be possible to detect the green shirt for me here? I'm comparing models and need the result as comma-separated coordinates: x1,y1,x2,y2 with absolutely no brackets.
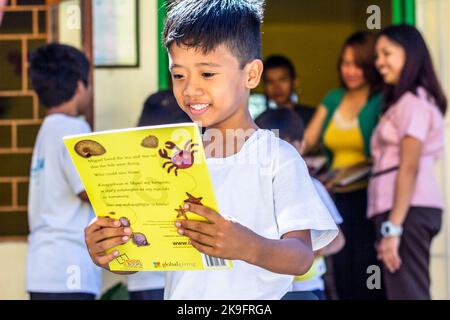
320,88,382,167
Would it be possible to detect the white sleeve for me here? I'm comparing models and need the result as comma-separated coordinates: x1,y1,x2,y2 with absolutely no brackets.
312,178,343,225
273,143,338,251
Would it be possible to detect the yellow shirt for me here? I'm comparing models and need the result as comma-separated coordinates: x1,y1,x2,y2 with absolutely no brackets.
323,112,366,169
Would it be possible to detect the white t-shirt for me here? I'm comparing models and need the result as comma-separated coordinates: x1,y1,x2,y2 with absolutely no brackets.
291,178,343,292
127,272,165,292
164,129,338,300
26,114,102,295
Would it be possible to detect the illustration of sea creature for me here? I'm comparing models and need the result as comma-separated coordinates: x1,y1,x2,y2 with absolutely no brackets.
74,140,106,158
158,139,198,176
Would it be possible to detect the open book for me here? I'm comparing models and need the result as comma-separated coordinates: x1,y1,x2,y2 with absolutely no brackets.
64,123,231,271
317,161,372,191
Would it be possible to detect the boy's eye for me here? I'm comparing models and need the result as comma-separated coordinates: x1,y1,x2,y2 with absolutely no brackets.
202,72,216,78
172,74,184,80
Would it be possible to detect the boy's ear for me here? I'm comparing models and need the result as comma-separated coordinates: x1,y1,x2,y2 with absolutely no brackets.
245,59,264,90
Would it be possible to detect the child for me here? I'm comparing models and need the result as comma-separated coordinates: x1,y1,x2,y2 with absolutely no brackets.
262,55,315,127
27,43,101,300
256,108,345,300
84,0,337,300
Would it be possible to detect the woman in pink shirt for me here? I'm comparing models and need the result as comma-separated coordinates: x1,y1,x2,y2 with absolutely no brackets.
369,25,447,300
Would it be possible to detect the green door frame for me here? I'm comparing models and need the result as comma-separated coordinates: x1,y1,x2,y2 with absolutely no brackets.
392,0,416,25
157,0,169,90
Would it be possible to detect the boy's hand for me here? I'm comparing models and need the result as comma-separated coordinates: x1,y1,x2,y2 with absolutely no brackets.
175,203,259,262
85,217,132,269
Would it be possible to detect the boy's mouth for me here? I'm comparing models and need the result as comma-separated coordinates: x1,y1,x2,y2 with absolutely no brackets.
188,103,210,116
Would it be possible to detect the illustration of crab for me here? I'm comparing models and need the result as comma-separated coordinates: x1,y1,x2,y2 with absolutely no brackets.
159,139,198,176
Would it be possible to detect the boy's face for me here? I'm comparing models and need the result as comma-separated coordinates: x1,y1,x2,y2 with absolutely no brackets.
263,67,296,107
169,43,262,129
76,80,92,116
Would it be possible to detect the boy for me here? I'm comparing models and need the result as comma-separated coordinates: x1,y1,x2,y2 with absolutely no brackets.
262,55,315,127
256,108,345,300
85,0,337,299
26,43,102,300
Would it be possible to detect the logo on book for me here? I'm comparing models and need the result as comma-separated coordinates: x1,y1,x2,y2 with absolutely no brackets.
153,262,161,268
158,139,198,176
124,259,143,269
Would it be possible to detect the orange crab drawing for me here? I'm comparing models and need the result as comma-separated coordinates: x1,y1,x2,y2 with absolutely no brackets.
159,139,198,176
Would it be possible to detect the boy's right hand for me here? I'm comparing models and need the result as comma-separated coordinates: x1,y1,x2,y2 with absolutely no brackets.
85,217,132,270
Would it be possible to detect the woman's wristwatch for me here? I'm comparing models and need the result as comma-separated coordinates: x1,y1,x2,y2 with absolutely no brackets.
381,221,403,237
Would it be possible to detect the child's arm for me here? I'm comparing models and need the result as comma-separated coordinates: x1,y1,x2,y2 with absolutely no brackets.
176,202,314,276
78,191,90,203
84,217,137,275
314,227,345,257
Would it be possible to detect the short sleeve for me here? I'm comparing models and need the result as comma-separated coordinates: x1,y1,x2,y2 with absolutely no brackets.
311,178,343,225
273,142,338,251
395,94,431,142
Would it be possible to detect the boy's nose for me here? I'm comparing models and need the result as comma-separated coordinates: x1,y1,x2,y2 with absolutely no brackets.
183,80,204,98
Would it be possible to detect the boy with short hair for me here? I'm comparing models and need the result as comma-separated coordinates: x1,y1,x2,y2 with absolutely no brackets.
256,108,345,300
27,43,101,300
263,55,315,126
85,0,337,300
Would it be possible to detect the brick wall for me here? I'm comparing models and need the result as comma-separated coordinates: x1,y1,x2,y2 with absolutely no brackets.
0,0,49,236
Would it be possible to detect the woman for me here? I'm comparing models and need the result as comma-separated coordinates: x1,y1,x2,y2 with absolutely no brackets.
369,25,446,300
304,31,385,299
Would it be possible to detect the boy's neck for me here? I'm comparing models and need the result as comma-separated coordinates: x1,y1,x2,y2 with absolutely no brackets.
203,108,258,158
46,100,79,117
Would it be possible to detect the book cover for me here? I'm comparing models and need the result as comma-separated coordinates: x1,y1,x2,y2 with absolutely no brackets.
64,123,231,271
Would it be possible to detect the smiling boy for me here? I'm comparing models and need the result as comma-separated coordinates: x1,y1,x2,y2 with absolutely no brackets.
84,0,337,299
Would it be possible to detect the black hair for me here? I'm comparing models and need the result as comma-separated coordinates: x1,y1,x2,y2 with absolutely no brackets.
338,31,382,94
137,89,191,126
262,55,296,80
28,43,90,109
378,24,447,115
255,108,304,142
163,0,265,68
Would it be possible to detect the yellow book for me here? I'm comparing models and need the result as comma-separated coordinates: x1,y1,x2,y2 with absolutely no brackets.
63,123,231,271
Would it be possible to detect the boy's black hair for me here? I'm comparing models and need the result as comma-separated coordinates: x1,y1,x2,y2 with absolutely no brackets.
255,108,304,142
29,43,90,108
137,89,191,126
163,0,265,68
262,55,296,80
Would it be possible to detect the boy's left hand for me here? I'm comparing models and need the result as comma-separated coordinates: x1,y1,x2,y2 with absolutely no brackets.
175,202,258,262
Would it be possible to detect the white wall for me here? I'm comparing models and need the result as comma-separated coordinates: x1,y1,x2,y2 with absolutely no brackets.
94,0,159,131
416,0,450,300
0,241,28,300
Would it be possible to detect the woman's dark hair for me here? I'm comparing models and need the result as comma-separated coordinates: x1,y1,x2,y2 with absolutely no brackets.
255,108,304,142
338,31,382,94
378,24,447,115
